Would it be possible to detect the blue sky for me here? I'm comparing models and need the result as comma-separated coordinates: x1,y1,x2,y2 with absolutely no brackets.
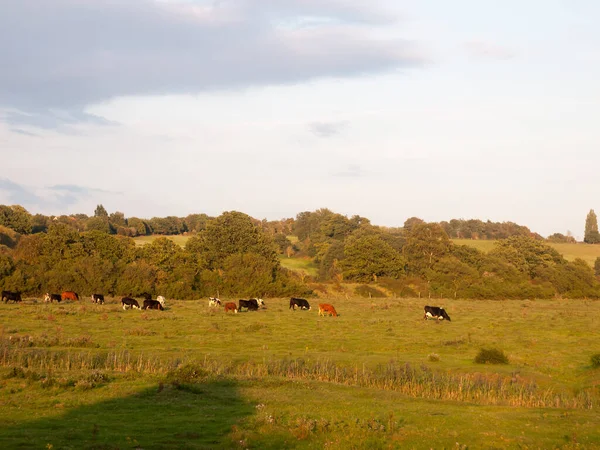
1,0,599,239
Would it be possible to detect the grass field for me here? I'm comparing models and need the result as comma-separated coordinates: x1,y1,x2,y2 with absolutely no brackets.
454,239,600,267
1,297,599,448
133,235,191,247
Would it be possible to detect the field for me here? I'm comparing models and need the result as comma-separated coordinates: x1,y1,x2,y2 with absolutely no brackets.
453,239,600,267
1,297,599,449
133,235,191,247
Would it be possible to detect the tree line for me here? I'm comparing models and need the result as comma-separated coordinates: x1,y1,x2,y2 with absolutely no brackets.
1,204,599,300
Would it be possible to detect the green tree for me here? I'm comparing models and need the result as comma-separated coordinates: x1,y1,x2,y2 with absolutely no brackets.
94,204,109,218
595,257,600,277
0,205,32,234
186,211,279,270
403,223,452,274
341,234,405,282
584,209,600,243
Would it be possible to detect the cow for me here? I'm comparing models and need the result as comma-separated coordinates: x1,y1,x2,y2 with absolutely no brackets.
224,302,238,313
424,306,451,321
142,299,164,310
44,293,62,303
91,294,105,304
290,297,311,310
156,295,166,307
121,297,140,310
238,298,264,311
208,297,221,307
318,303,338,317
139,292,152,301
2,290,22,303
61,291,79,302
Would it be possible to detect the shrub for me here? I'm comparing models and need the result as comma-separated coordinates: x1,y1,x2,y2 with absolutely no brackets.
474,348,509,365
428,353,440,362
166,364,208,387
591,353,600,368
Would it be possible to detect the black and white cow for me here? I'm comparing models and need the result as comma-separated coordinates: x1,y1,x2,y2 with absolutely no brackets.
121,297,140,310
238,298,264,311
91,294,105,304
424,306,451,321
2,290,22,303
289,297,311,310
156,295,166,307
44,293,62,303
142,299,164,310
208,297,221,307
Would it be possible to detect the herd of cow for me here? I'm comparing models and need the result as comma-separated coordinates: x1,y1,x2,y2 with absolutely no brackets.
1,290,452,321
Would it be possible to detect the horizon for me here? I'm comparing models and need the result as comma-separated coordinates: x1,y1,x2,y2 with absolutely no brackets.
1,0,599,241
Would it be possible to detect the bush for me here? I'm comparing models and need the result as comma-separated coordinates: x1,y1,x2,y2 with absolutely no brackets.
591,353,600,368
474,348,509,365
166,364,208,387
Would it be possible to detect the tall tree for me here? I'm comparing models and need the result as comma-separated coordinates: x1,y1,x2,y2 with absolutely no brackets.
94,204,109,218
584,209,600,244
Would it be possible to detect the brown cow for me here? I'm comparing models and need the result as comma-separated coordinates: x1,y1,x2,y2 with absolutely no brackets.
61,291,79,301
318,303,337,317
224,302,238,313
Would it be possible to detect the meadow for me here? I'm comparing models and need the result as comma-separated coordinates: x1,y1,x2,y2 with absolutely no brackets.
1,296,599,449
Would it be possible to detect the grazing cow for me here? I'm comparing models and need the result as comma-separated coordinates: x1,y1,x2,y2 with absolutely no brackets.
318,303,338,317
208,297,221,307
139,292,152,301
239,298,264,311
2,290,22,303
44,293,62,303
156,295,166,307
143,299,164,310
424,306,451,321
91,294,105,304
224,302,238,313
121,297,140,310
61,291,79,302
290,297,311,310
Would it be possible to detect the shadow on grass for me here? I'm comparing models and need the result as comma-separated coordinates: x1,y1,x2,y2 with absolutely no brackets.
0,379,253,450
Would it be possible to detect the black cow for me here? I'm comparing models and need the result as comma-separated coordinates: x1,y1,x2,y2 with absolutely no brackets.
121,297,140,310
290,297,311,310
140,292,152,301
2,290,22,303
238,298,264,311
143,299,164,310
44,293,62,303
91,294,105,304
424,306,451,321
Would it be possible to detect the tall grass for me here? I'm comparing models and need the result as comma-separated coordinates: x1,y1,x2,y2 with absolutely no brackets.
0,344,592,409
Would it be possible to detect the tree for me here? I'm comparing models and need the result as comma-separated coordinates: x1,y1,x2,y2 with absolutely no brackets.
341,234,405,282
0,205,32,234
94,204,109,218
403,223,452,274
186,211,279,270
584,209,600,244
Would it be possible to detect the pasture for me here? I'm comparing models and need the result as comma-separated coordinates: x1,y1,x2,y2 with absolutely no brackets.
1,297,599,449
453,239,600,267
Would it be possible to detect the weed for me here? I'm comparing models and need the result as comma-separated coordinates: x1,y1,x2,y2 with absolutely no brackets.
475,348,509,365
590,353,600,368
428,353,440,362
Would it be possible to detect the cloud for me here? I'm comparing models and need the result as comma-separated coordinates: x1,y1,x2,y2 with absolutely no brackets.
4,110,117,132
309,120,348,138
9,128,40,137
0,0,423,129
464,41,515,61
332,164,365,178
0,179,120,211
0,179,43,206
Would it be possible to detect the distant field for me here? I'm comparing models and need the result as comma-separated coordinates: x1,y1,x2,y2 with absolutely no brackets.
0,297,599,448
279,256,318,278
133,234,191,247
453,239,600,267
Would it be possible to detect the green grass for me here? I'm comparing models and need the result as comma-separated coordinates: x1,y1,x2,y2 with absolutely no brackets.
133,235,191,247
1,297,599,448
453,239,600,267
278,256,318,278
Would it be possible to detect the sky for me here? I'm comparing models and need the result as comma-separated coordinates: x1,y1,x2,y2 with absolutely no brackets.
1,0,599,239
